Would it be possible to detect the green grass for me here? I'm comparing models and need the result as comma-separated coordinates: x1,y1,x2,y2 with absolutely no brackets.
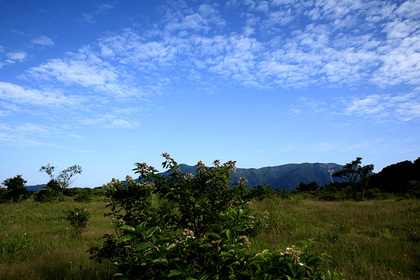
250,196,420,280
0,199,116,280
0,196,419,279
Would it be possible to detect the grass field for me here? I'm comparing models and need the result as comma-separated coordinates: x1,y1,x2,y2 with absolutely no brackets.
251,196,420,280
0,195,419,279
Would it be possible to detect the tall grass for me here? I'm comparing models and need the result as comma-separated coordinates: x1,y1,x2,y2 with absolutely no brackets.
0,199,116,279
250,196,420,280
0,196,419,279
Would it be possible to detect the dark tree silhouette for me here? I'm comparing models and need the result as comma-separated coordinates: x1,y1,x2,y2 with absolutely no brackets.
2,175,29,202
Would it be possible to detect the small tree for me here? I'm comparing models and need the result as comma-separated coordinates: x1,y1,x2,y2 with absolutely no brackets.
39,164,82,195
333,157,374,200
2,175,29,202
34,180,61,202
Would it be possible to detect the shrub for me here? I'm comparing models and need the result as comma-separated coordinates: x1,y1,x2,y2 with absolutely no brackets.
0,187,9,203
34,189,57,202
73,189,92,202
1,175,29,202
64,207,90,235
89,154,345,279
406,181,420,198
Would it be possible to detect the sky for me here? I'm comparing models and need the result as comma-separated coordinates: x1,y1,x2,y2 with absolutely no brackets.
0,0,419,187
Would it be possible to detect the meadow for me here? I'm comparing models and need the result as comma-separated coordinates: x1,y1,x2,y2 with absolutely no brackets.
0,195,419,280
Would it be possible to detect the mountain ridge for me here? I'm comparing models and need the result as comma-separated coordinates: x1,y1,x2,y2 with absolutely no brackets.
25,162,344,191
173,162,344,190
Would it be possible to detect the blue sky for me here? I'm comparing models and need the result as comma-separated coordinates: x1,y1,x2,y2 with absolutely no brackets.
1,0,419,187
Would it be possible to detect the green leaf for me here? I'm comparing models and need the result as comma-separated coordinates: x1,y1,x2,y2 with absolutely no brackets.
168,269,182,278
136,221,148,232
238,208,244,218
145,226,158,237
152,258,168,265
226,229,234,243
116,233,136,245
135,242,153,251
166,243,177,251
118,225,135,232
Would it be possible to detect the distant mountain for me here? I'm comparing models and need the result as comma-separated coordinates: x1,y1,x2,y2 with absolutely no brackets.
26,162,344,191
25,184,45,192
175,162,344,190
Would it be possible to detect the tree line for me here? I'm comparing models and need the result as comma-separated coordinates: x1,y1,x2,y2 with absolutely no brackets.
0,164,82,203
1,157,420,203
296,157,420,200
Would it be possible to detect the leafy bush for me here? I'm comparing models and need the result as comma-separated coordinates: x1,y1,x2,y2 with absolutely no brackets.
1,175,29,202
89,154,345,279
64,207,90,235
406,181,420,199
0,187,9,203
73,189,92,202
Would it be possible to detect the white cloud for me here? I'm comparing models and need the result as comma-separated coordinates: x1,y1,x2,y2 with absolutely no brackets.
80,114,138,128
7,0,420,125
26,47,151,98
5,51,27,63
0,123,48,146
78,2,115,23
383,19,415,40
28,50,118,87
396,0,420,19
25,0,418,94
346,92,420,121
68,133,84,139
255,1,269,12
98,29,177,68
198,4,226,27
32,35,54,46
97,3,115,14
0,82,78,107
80,13,96,23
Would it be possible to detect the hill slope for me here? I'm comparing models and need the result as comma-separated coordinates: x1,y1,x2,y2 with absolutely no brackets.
176,162,343,190
26,162,343,191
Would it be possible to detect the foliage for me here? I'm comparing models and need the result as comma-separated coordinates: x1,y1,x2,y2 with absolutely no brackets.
73,189,93,202
1,175,29,202
34,180,62,202
40,164,83,195
0,187,9,203
406,181,420,199
370,157,420,193
316,158,375,201
64,207,90,235
297,181,319,192
89,154,344,279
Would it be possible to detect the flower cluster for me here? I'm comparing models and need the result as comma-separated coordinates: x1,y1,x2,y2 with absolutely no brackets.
238,177,248,185
223,160,237,171
137,162,157,172
182,229,195,239
161,152,171,159
196,161,205,168
133,162,158,179
239,235,251,248
284,247,302,264
211,240,221,245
